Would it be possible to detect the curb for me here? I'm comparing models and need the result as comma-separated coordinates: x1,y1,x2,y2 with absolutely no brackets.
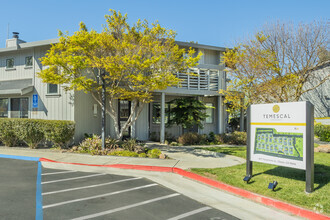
39,157,329,220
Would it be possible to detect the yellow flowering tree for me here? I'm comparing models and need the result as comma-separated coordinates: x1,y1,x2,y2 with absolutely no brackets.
38,9,200,139
221,21,329,115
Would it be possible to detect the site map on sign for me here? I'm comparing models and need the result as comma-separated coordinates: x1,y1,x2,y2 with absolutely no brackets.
254,128,303,161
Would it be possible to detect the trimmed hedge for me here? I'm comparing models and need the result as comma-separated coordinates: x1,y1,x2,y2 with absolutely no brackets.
314,124,330,142
0,118,75,148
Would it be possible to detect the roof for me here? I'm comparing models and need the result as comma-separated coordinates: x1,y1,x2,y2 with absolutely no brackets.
0,39,59,53
0,79,34,95
0,38,227,54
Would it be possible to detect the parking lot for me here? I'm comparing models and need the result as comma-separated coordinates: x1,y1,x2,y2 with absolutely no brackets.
1,157,238,220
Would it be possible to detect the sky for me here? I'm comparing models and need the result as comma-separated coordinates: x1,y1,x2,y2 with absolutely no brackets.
0,0,328,48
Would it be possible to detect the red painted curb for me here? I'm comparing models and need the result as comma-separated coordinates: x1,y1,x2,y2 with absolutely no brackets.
39,157,329,220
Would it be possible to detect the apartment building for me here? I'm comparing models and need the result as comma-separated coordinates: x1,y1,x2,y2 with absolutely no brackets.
0,33,227,143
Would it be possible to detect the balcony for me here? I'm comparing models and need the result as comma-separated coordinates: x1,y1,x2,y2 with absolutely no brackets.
174,68,220,91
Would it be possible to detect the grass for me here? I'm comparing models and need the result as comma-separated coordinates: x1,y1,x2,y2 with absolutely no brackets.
191,146,330,215
199,146,247,159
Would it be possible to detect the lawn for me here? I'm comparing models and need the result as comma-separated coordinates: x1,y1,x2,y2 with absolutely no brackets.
191,146,330,215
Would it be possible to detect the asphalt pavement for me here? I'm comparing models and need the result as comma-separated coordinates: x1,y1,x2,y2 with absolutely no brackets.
42,167,238,220
0,146,304,220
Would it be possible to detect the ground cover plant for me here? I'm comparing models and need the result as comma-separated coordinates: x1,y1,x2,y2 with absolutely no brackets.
72,135,164,158
191,146,330,214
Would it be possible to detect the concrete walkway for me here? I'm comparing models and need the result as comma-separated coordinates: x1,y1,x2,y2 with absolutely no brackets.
0,144,246,169
0,145,306,220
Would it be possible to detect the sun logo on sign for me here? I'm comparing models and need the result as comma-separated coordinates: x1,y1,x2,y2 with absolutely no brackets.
273,105,280,113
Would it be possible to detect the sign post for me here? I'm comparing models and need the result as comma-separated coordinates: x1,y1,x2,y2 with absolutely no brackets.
246,101,314,193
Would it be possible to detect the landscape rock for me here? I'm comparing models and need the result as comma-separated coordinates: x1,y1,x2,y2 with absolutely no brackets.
159,153,166,159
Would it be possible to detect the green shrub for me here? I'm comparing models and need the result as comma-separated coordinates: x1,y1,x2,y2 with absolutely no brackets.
138,153,147,157
122,139,137,151
78,135,102,154
214,132,247,145
214,134,225,145
43,120,75,148
315,124,330,142
178,132,207,145
231,131,247,145
105,137,119,150
208,132,215,143
0,118,75,148
147,148,162,158
108,150,139,157
0,119,20,147
16,119,44,148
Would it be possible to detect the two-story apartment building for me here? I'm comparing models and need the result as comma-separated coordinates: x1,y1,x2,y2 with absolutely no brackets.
0,33,227,143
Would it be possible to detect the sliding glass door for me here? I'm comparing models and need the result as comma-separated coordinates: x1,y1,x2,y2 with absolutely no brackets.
0,98,9,118
10,98,29,118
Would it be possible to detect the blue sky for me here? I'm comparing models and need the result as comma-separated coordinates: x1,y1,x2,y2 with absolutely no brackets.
0,0,328,48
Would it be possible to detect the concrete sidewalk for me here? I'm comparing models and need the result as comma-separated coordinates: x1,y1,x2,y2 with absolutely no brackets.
0,144,245,169
0,145,306,220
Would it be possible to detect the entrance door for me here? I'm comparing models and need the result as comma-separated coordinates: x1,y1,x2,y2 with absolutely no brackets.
118,100,131,138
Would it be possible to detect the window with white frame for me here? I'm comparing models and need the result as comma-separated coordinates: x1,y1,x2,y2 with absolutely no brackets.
25,56,33,67
6,58,14,69
205,103,214,123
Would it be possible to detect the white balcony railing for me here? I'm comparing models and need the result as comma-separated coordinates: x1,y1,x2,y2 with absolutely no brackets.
174,68,220,91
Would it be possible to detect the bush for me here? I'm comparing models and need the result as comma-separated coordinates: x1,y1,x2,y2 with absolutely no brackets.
122,139,137,151
0,119,20,147
0,118,75,148
16,119,44,149
214,131,247,145
43,120,75,148
315,124,330,142
78,135,103,154
177,132,207,145
147,149,162,158
231,131,247,145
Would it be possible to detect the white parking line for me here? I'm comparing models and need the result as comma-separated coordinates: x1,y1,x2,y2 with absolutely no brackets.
43,183,158,209
167,207,212,220
42,177,142,195
42,173,106,184
70,193,180,220
42,170,77,175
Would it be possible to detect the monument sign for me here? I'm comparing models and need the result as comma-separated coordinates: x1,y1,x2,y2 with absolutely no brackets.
246,101,314,192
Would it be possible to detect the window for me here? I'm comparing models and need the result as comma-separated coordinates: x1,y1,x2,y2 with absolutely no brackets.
47,84,58,94
25,56,33,67
205,103,214,123
10,98,28,118
0,98,9,118
6,58,14,69
152,103,171,124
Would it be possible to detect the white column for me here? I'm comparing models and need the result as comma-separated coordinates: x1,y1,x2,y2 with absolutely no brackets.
160,92,165,143
217,96,224,134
